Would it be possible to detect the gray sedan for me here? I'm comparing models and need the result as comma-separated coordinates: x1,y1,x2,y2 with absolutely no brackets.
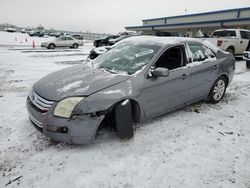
26,36,235,144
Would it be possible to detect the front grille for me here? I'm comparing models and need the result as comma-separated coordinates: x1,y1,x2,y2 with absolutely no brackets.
29,90,54,112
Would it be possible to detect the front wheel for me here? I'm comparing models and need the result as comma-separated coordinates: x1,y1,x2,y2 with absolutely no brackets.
115,100,134,139
246,61,250,69
207,76,227,103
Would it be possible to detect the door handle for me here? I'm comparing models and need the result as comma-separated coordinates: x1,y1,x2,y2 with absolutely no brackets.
181,73,190,79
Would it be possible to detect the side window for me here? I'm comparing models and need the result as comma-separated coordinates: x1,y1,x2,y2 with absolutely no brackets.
66,37,73,40
213,31,236,37
155,46,184,70
225,31,236,37
240,31,250,39
213,31,222,37
203,45,216,59
188,43,206,62
188,43,215,62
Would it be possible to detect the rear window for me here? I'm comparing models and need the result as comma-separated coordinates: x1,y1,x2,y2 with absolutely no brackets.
213,31,236,37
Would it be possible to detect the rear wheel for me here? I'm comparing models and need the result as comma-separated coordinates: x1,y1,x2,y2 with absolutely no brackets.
207,76,227,103
48,43,55,49
115,100,134,139
72,43,78,49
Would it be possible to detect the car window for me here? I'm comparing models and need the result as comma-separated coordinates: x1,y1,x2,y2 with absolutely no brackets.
213,31,236,37
187,43,215,62
59,37,66,41
155,46,184,70
66,37,73,40
240,31,250,39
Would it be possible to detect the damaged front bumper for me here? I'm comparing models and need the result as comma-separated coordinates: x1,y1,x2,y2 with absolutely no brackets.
26,97,105,144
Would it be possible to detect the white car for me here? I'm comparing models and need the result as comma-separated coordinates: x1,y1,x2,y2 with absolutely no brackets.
41,36,83,49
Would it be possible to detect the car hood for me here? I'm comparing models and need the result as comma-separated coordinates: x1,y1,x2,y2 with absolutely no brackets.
33,64,129,101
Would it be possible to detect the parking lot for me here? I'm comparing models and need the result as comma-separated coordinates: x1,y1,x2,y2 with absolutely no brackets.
0,42,250,187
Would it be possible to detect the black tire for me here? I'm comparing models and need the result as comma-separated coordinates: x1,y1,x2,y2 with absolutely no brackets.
48,43,55,49
72,43,78,49
246,61,250,69
207,76,227,103
226,48,234,56
115,100,134,139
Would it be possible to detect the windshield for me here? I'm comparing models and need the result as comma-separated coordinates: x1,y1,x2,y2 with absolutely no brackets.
93,41,161,75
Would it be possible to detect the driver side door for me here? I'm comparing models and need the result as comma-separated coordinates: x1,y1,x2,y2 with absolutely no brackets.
142,45,191,119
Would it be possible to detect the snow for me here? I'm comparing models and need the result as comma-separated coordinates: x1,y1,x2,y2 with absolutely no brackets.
121,99,129,106
0,31,55,47
102,89,126,95
57,80,83,93
1,32,250,188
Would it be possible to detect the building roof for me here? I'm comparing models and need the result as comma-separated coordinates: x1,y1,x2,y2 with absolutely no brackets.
126,7,250,31
142,7,250,21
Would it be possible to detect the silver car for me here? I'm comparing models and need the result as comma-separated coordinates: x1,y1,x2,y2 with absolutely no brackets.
27,36,235,144
41,36,83,49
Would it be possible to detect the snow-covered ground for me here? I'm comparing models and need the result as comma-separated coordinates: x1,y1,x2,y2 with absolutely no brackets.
0,31,93,47
1,33,250,188
0,31,56,47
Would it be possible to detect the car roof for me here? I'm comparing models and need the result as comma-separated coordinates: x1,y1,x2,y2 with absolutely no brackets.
122,36,202,46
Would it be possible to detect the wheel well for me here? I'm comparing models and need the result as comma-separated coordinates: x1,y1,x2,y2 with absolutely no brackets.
130,99,141,123
99,99,141,131
220,74,229,87
226,46,235,53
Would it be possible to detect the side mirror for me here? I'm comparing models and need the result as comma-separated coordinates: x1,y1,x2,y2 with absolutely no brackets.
151,67,169,77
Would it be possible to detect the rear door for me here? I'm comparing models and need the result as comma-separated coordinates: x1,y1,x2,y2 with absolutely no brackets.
186,43,219,101
65,37,74,47
56,37,66,47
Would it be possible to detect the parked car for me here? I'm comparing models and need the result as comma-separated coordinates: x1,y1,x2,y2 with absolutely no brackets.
20,28,26,33
108,35,133,45
88,46,112,60
88,35,134,60
71,34,83,40
93,35,119,47
203,29,250,56
41,36,83,49
29,31,45,37
26,36,235,144
5,28,16,32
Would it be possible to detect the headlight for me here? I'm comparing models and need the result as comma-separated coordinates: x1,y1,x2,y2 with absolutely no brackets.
53,97,84,118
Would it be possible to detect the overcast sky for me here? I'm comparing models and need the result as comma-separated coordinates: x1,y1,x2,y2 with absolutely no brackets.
0,0,249,34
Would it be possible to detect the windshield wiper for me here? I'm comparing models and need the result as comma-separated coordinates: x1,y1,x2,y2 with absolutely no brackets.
100,67,118,74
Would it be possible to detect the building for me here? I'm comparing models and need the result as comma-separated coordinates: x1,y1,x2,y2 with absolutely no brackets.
125,7,250,37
